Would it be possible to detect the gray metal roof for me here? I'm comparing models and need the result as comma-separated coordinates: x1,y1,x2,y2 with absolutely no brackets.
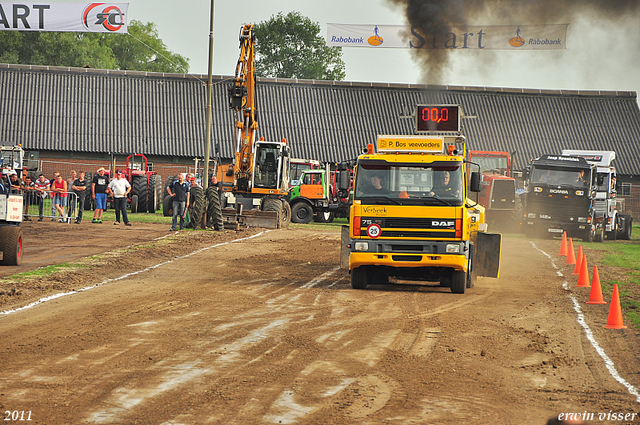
2,63,640,175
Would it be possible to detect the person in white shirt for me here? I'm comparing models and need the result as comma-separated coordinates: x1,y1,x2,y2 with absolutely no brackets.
108,170,132,226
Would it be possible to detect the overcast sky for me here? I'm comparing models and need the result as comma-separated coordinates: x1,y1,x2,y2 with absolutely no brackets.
118,0,640,100
37,0,639,98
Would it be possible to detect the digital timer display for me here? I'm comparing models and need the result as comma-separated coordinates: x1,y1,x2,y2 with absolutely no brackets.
416,105,460,133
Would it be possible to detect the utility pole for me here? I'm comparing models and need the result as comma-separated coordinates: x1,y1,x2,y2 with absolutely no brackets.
202,0,215,190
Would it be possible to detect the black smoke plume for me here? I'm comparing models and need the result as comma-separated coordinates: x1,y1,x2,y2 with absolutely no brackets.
388,0,640,85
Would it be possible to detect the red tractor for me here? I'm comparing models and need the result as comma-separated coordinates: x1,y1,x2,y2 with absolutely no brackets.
468,151,523,232
125,154,163,213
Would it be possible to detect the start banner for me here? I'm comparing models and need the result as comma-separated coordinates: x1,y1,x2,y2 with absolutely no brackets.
0,2,128,33
327,23,568,50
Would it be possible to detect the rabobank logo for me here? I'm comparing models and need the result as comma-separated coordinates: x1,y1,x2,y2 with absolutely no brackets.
82,3,126,32
368,26,384,46
509,26,525,47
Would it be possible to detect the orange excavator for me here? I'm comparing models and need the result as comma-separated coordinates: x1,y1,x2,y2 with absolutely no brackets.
215,24,291,229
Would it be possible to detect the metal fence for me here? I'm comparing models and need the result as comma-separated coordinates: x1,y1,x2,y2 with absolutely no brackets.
21,190,78,223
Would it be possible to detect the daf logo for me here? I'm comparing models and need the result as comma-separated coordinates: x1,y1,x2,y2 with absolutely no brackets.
433,221,455,227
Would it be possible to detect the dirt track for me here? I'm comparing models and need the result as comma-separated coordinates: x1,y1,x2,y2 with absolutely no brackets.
1,222,639,424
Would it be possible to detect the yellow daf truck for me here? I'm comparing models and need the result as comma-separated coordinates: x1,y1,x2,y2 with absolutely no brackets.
344,129,501,294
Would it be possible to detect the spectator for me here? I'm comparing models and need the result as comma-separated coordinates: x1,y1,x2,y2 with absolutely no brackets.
430,171,460,198
34,173,50,221
9,170,21,193
92,167,109,224
0,172,7,194
108,170,132,226
211,174,223,202
51,173,68,222
71,171,88,224
67,170,77,220
21,174,35,221
189,175,200,188
166,173,190,231
49,171,60,220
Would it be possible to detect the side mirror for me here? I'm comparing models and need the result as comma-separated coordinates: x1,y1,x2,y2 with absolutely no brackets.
338,170,351,191
470,172,481,192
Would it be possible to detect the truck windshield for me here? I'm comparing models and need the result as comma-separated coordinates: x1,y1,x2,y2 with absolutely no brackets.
470,155,508,176
531,167,591,187
354,161,463,205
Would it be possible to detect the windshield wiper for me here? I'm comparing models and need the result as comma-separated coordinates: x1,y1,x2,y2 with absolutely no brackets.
429,196,453,206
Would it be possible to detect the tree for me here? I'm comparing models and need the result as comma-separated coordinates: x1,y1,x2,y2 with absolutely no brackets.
0,20,189,73
253,12,345,81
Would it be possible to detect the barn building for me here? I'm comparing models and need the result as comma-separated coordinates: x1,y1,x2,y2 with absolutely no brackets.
1,63,640,217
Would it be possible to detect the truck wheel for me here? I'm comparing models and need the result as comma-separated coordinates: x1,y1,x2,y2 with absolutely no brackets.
594,225,604,242
451,270,467,294
467,244,476,289
291,202,313,224
0,225,23,266
320,211,334,223
351,267,367,289
616,215,633,240
163,195,173,217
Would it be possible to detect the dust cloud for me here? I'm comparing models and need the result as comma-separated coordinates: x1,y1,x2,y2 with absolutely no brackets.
387,0,640,86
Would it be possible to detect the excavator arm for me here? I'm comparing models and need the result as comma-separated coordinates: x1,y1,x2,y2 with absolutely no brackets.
228,24,259,193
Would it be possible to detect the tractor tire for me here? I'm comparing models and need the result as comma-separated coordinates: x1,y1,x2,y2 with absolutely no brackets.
262,197,282,227
131,194,139,214
148,174,162,213
281,200,291,228
351,266,367,289
0,225,23,266
205,187,224,230
132,175,148,213
187,186,206,229
163,195,173,217
84,171,93,210
291,202,313,224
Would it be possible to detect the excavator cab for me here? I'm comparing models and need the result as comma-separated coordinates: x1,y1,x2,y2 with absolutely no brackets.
253,142,289,191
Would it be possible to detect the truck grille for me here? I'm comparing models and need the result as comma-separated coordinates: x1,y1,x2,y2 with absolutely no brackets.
490,180,516,210
527,194,590,221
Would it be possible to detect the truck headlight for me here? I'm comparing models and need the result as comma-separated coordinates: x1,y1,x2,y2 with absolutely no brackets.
577,217,587,223
446,244,460,253
528,213,536,218
354,242,369,251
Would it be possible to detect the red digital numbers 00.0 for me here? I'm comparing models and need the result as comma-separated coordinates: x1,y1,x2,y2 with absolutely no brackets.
416,105,460,132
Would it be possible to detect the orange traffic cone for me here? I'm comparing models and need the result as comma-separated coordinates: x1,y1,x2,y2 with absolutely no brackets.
604,284,627,329
587,266,607,305
572,245,583,275
566,238,576,265
576,254,590,287
559,231,567,256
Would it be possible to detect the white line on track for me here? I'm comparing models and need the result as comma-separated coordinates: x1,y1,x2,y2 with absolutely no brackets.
531,241,640,403
0,231,269,317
